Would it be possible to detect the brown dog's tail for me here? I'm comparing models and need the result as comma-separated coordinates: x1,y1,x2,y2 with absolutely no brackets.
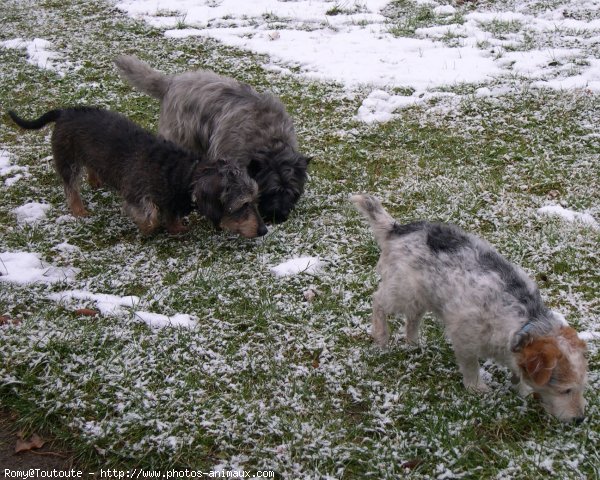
350,194,396,248
114,55,169,100
8,109,61,130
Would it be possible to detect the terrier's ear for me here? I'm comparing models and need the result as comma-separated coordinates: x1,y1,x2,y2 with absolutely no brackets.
511,330,533,352
517,338,561,386
302,155,313,165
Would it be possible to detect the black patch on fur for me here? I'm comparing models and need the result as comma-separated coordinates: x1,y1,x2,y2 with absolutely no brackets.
479,250,547,320
426,223,469,253
390,221,426,237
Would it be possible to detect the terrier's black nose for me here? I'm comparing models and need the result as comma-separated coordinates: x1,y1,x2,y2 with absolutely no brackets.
574,416,585,425
257,224,268,237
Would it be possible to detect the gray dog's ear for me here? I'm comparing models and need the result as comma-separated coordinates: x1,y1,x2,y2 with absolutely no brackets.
511,329,533,352
215,159,239,178
215,158,228,170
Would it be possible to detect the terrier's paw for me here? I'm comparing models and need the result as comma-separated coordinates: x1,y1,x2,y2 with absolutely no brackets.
372,332,390,349
465,381,491,394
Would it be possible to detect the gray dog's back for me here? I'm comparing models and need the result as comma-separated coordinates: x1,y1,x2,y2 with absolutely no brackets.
114,55,298,164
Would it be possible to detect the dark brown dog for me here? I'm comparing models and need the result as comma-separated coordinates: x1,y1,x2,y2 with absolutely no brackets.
8,107,267,238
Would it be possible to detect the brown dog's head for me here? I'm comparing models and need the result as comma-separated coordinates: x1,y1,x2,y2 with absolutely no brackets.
192,160,267,238
513,326,587,422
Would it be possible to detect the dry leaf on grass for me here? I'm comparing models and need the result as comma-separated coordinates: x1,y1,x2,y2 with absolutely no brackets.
74,308,99,317
15,433,46,453
0,315,21,326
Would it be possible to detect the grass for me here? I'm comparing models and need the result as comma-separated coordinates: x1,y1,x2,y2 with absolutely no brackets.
1,0,599,478
384,0,466,38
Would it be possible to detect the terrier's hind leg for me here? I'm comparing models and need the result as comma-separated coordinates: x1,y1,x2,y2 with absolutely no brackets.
65,187,89,217
371,288,391,347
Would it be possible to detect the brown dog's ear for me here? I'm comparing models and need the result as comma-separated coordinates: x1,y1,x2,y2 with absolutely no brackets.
518,338,561,386
192,169,223,226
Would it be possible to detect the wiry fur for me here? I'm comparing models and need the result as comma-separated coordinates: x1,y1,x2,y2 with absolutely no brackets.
351,194,588,422
114,55,311,223
8,108,267,238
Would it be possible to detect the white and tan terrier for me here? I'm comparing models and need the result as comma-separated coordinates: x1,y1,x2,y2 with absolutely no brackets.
352,194,587,422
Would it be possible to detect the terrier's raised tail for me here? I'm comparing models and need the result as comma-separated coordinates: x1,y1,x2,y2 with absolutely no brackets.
350,194,396,247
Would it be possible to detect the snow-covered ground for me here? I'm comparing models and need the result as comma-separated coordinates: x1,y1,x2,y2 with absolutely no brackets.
1,0,596,353
0,251,78,285
0,38,68,77
0,0,598,476
0,149,30,186
538,204,599,229
5,1,599,123
115,0,600,122
270,256,323,277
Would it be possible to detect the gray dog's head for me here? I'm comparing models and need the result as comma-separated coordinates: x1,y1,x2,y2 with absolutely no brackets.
248,145,311,224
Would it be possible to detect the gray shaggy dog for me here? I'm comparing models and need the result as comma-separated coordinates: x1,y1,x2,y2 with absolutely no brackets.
8,107,267,238
114,55,311,224
351,194,587,422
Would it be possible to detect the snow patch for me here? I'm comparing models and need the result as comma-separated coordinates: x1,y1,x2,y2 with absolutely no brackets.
49,289,196,329
48,289,141,316
12,202,51,225
537,205,598,229
355,89,458,124
0,251,78,285
134,311,197,329
1,38,66,76
270,257,323,277
0,149,29,186
579,331,600,341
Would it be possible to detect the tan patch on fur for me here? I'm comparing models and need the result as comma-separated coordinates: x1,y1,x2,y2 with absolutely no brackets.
220,214,260,238
126,200,160,235
166,217,189,235
86,167,103,189
518,337,561,386
560,326,587,350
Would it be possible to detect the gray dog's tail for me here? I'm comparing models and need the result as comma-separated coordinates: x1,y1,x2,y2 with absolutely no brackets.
350,194,396,247
8,109,61,130
114,55,169,99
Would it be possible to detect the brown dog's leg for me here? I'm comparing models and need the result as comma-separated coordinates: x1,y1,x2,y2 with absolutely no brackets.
65,187,89,217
